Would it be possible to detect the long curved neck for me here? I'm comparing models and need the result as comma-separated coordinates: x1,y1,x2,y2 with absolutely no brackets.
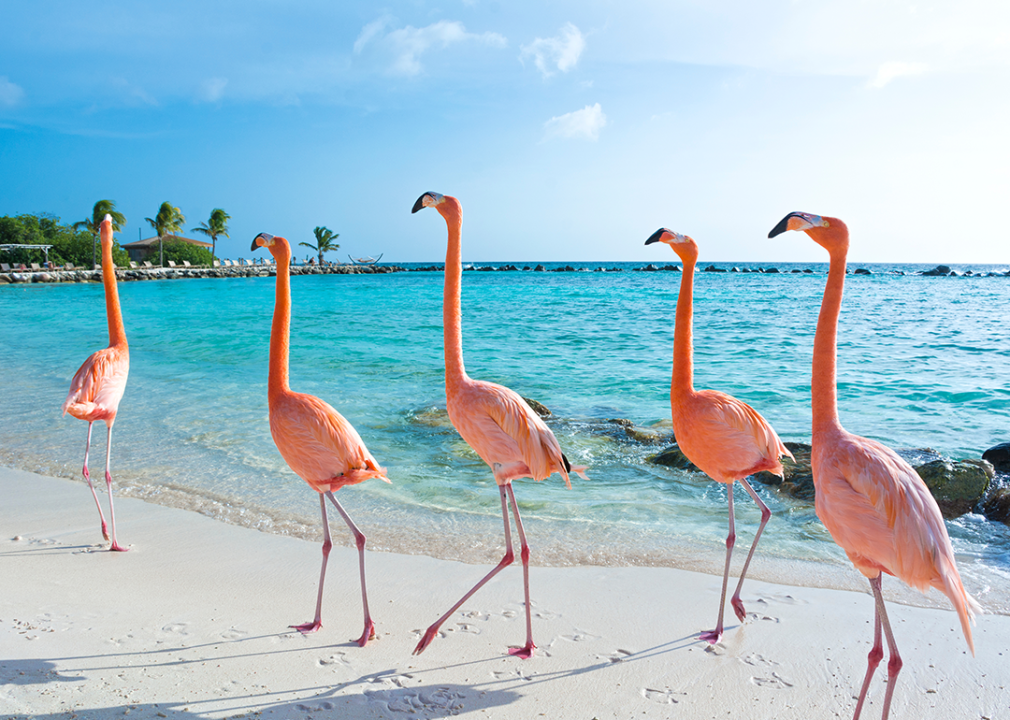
812,246,846,434
671,254,695,396
268,248,292,400
442,208,467,387
101,237,127,349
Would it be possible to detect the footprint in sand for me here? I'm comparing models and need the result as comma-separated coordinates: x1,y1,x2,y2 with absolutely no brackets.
750,672,794,689
368,687,468,714
642,688,687,705
159,622,190,637
741,653,780,668
318,652,352,668
451,623,481,635
501,610,518,619
492,668,531,682
596,649,633,663
460,610,490,622
560,629,600,643
220,627,248,640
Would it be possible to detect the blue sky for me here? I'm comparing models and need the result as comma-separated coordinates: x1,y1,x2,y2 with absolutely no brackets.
1,1,1007,262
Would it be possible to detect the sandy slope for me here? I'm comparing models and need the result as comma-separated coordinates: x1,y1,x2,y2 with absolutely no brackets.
1,467,1006,719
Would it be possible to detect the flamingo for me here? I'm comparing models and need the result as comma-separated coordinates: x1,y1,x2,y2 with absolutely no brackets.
411,192,588,659
769,212,979,720
645,228,793,644
251,232,388,647
63,214,130,552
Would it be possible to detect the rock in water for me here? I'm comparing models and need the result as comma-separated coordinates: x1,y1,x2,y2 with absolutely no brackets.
648,445,698,472
753,442,815,501
982,442,1010,472
915,459,993,517
521,397,552,418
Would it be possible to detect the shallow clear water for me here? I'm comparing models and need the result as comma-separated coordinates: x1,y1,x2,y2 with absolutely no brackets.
2,261,1008,612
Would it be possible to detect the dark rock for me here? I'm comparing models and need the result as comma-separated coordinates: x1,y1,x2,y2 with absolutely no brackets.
703,265,726,273
642,264,659,272
982,488,1010,524
765,267,781,274
854,268,872,275
982,442,1010,471
790,269,802,273
754,442,815,501
915,459,993,517
662,265,681,272
533,264,545,272
521,397,552,418
731,267,740,272
648,444,699,472
922,265,951,276
803,269,813,273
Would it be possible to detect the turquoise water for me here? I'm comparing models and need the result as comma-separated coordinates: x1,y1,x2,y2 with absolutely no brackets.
2,263,1009,612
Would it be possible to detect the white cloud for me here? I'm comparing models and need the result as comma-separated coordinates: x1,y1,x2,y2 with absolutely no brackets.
198,77,228,102
0,76,25,106
868,61,928,89
543,103,606,141
521,23,585,79
354,18,506,76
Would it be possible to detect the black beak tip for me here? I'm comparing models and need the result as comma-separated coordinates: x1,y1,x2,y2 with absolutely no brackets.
411,192,434,214
768,214,796,239
250,238,260,251
644,228,666,246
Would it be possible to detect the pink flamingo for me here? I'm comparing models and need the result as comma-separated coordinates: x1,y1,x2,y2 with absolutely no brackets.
646,228,793,644
252,232,388,646
769,212,979,720
411,192,587,658
63,214,130,552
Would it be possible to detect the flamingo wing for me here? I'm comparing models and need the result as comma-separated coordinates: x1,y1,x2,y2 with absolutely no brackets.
270,392,387,490
451,381,569,485
680,390,792,479
63,346,129,422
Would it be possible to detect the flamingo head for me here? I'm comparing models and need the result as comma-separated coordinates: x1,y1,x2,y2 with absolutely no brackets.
251,232,291,260
100,214,114,246
645,227,698,263
412,191,461,223
768,212,848,254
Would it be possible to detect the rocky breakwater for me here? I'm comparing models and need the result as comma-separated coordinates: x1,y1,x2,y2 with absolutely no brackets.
649,439,1002,524
0,263,406,284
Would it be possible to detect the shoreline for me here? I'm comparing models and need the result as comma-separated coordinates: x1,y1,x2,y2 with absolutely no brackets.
2,261,1009,285
3,466,1008,719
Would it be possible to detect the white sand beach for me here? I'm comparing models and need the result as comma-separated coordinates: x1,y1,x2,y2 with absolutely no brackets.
2,466,1007,720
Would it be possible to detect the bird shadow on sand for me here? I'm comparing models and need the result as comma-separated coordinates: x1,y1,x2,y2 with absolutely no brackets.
0,658,87,687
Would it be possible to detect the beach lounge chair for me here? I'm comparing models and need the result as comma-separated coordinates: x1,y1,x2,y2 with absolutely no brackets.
30,263,41,271
244,259,254,267
183,260,192,268
143,261,154,269
213,260,221,268
167,260,177,268
129,261,138,269
0,263,10,272
65,263,75,270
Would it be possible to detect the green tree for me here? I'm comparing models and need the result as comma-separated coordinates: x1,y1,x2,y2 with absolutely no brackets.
145,202,186,267
161,238,214,267
299,226,340,265
191,208,230,261
72,200,127,269
0,213,128,268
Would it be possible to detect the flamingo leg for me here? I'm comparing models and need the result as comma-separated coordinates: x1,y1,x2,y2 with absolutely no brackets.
505,483,535,659
291,494,331,634
81,421,110,541
874,576,903,720
852,575,884,720
104,426,127,552
701,484,735,644
325,490,375,647
414,485,514,655
730,478,771,621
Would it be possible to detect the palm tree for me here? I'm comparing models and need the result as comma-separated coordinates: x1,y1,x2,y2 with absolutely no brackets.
145,202,186,267
192,208,230,262
299,226,340,266
74,200,127,269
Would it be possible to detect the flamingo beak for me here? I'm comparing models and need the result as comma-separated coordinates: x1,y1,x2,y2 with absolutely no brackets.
644,228,669,246
768,212,826,238
412,192,444,214
251,233,274,251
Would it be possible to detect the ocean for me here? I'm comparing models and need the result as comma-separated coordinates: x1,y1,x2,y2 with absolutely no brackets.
2,261,1008,613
